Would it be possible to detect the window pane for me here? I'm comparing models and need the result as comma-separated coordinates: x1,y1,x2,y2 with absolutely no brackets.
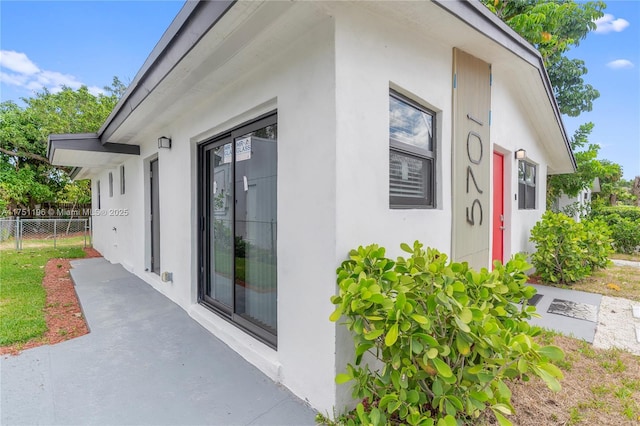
525,163,535,184
234,124,277,335
390,150,431,205
525,185,536,209
518,161,536,210
518,161,525,182
209,143,233,307
389,95,433,151
120,166,125,195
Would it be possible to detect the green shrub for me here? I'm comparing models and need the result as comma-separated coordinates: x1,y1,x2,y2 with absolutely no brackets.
530,211,612,284
590,206,640,254
608,217,640,254
330,242,564,426
582,218,614,270
594,205,640,222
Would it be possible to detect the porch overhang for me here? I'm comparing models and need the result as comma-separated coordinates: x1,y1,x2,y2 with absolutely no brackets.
48,133,140,179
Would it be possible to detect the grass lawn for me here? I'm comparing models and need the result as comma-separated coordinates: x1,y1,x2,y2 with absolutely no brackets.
572,264,640,302
0,234,88,251
531,262,640,302
0,246,86,346
610,252,640,262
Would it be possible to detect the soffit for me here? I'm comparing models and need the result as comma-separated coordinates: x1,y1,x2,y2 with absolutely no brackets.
103,0,573,173
106,1,328,145
48,133,140,173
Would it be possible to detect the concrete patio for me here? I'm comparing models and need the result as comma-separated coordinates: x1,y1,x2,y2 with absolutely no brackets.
1,257,317,426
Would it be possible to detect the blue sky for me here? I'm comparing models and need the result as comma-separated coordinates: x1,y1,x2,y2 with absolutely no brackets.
0,1,184,99
1,1,638,179
562,1,640,180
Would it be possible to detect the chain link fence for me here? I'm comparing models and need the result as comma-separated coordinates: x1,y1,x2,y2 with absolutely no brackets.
0,218,91,250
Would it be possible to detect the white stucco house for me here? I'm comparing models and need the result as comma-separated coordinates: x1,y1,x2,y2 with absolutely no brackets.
48,0,575,413
554,177,600,221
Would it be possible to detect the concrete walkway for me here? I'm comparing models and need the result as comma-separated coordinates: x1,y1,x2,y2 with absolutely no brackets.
528,258,640,348
1,258,317,426
528,284,602,342
612,258,640,268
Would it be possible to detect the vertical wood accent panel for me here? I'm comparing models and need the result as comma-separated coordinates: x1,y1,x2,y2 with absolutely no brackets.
492,152,505,265
451,48,492,268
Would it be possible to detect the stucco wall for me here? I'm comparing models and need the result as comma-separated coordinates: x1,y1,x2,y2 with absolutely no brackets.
490,67,551,259
556,191,591,221
334,6,454,260
91,10,340,413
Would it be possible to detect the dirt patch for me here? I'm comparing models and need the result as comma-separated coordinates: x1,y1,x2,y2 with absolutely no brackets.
504,335,640,425
0,247,101,356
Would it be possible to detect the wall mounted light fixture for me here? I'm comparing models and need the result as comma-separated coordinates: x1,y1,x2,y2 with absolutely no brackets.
158,136,172,149
514,149,526,160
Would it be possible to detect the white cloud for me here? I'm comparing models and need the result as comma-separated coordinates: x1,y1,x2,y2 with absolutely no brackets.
0,71,29,87
0,50,40,75
594,14,630,34
37,70,83,90
0,50,101,96
607,59,634,69
88,86,105,96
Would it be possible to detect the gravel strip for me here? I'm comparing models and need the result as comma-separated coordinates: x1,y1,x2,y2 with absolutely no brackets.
593,295,640,356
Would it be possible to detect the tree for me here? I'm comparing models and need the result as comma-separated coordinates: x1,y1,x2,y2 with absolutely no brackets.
631,177,640,207
592,160,623,207
481,0,605,117
546,122,602,206
480,0,626,207
0,78,124,213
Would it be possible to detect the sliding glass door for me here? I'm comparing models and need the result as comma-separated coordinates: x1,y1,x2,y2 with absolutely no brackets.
200,113,277,346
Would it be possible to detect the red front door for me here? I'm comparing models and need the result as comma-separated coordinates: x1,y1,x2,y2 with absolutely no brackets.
492,152,505,265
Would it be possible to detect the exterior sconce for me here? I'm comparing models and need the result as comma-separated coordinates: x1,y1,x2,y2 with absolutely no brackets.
158,136,172,149
514,149,526,160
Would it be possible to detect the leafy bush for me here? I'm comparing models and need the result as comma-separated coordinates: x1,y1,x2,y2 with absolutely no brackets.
330,242,564,426
530,211,612,284
581,219,613,270
590,206,640,254
594,205,640,222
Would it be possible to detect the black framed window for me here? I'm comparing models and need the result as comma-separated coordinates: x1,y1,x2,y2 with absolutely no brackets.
198,112,278,347
108,172,114,198
389,91,436,208
97,180,101,209
120,165,125,195
518,160,536,209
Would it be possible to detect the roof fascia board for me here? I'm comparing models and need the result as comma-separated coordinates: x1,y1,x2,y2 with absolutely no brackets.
47,133,99,159
48,134,140,163
69,167,82,180
99,0,236,143
433,0,576,172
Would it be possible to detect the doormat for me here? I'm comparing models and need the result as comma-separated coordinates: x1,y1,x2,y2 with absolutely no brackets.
547,299,598,322
528,294,543,307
